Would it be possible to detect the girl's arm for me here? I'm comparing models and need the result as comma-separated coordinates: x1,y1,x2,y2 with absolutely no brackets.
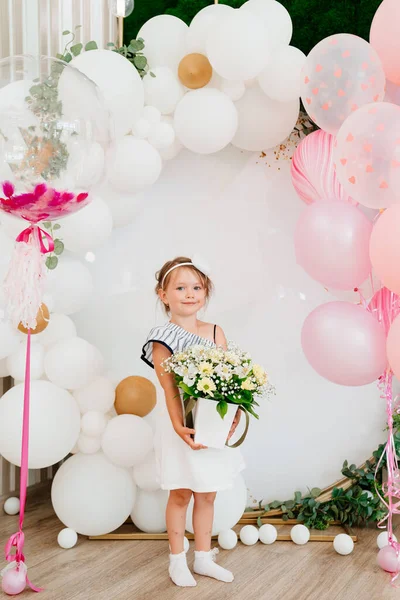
153,342,207,451
214,325,228,350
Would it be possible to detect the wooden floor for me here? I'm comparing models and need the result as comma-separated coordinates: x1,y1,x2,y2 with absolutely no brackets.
1,487,400,600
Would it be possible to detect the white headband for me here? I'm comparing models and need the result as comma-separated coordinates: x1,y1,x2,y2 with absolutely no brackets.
161,254,211,288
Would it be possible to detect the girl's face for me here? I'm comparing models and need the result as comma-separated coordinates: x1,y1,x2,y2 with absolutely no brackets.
160,267,206,317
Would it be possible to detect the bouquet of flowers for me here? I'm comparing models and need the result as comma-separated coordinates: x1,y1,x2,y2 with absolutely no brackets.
163,342,274,420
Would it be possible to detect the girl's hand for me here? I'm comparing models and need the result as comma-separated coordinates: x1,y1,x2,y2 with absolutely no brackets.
174,424,208,450
227,410,241,441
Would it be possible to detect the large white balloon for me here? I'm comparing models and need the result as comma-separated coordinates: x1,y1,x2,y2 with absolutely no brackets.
55,196,113,253
0,381,80,468
71,49,144,138
74,376,115,414
258,46,306,102
34,313,77,348
51,452,136,535
232,85,299,151
186,474,247,535
0,357,10,377
174,89,238,154
131,488,168,533
7,341,44,381
132,451,160,492
186,4,234,54
143,67,184,114
0,319,20,360
45,256,93,315
148,122,176,150
206,10,270,80
241,0,293,49
45,337,104,390
107,138,162,193
101,414,153,468
138,15,188,71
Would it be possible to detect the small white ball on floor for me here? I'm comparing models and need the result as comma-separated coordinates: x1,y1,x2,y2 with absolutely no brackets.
218,529,238,550
3,497,20,515
377,531,398,550
333,534,354,556
259,524,278,545
290,524,310,545
57,528,78,549
239,525,259,546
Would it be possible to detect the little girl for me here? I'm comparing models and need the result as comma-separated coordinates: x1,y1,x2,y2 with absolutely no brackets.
141,256,245,588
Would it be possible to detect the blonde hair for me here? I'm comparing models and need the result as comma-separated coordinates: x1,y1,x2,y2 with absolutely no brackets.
155,256,214,314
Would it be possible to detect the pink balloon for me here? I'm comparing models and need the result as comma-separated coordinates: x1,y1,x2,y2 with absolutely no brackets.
301,301,387,386
370,0,400,85
1,567,26,595
301,34,385,135
291,130,356,205
387,314,400,379
370,205,400,295
334,102,400,209
295,201,372,290
377,545,400,573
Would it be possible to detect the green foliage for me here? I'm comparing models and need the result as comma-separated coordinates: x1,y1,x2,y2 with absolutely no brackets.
42,221,64,271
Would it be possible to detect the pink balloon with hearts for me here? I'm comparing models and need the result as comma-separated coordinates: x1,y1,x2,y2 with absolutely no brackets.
334,101,400,209
301,33,385,135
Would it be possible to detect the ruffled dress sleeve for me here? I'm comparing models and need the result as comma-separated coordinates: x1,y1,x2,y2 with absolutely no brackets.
140,324,177,369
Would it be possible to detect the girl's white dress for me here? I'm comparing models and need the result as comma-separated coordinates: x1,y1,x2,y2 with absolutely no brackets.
141,322,246,493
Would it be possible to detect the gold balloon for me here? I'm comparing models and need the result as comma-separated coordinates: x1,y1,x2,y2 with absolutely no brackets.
115,376,156,417
18,303,50,335
178,53,213,89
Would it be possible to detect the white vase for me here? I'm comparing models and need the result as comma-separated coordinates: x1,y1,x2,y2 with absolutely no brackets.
193,397,238,449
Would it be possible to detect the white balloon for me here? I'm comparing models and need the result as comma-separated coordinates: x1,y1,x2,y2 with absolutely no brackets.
187,4,234,54
174,88,238,154
101,414,153,468
65,139,105,188
0,319,20,360
94,182,146,228
71,49,144,138
0,214,27,240
220,79,246,102
132,118,151,139
45,337,104,390
232,85,299,151
259,524,278,544
158,117,183,161
81,410,108,437
218,529,238,550
132,451,160,492
55,196,113,253
142,105,161,124
240,525,259,545
333,533,354,556
3,497,20,516
45,256,93,315
74,376,115,414
0,227,13,281
0,357,10,377
51,452,136,536
290,524,310,545
77,432,101,454
57,528,78,549
206,10,270,80
241,0,293,49
0,381,80,468
7,341,44,381
143,67,184,114
186,474,247,535
34,313,77,348
148,122,175,149
131,488,168,533
138,15,188,70
258,46,306,102
107,138,162,193
377,531,398,549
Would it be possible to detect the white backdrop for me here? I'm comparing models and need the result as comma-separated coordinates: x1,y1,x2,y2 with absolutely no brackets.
73,145,385,503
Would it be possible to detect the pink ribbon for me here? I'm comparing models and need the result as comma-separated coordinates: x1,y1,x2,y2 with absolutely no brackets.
16,225,54,254
4,331,43,593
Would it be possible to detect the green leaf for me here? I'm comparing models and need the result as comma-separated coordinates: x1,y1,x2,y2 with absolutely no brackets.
271,501,282,509
107,42,115,47
179,382,195,396
85,41,98,51
150,71,156,78
294,491,302,504
133,55,147,70
75,25,82,29
216,400,228,419
282,514,289,521
42,221,52,229
64,53,72,63
53,239,64,256
257,516,262,527
263,504,270,512
62,30,71,35
311,487,322,498
53,223,61,230
71,43,83,57
46,255,58,270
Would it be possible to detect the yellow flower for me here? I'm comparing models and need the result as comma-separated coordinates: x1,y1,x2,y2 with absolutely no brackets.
241,379,256,391
197,377,216,397
253,364,268,385
198,362,213,376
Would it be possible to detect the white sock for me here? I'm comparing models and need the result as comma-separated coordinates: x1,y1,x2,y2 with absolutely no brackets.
169,551,197,587
193,548,234,583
